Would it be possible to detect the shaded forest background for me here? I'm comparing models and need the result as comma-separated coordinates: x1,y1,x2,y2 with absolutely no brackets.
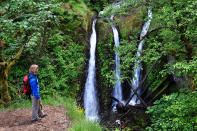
0,0,196,130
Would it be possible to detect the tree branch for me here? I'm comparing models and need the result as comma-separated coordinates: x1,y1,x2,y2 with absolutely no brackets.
0,62,6,66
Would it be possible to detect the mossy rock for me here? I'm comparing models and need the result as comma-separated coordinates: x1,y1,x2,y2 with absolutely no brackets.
60,2,95,46
63,2,94,32
96,19,114,112
115,6,146,39
97,19,113,41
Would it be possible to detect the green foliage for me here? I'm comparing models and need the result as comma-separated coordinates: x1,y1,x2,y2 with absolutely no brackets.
27,29,86,98
96,21,115,111
116,0,197,88
0,0,60,59
1,1,197,130
171,56,197,85
97,35,114,86
146,88,197,131
147,0,197,84
1,0,89,100
119,38,138,80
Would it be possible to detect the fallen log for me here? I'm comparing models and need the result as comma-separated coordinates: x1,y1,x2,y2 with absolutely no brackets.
126,79,148,107
144,77,168,100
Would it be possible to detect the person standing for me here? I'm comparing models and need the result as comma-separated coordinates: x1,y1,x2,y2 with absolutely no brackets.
29,64,47,122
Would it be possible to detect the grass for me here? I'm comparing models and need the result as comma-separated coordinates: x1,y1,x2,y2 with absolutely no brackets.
0,98,32,111
0,95,104,131
43,96,103,131
63,98,103,131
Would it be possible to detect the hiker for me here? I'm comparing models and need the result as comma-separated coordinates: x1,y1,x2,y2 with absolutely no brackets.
29,64,47,122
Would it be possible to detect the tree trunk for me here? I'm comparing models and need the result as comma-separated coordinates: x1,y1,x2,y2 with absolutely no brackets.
0,77,11,107
0,63,11,107
0,45,25,107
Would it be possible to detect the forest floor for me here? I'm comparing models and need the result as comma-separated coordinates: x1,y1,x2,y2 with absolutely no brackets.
0,105,71,131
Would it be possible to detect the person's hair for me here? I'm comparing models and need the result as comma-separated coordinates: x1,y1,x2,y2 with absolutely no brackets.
29,64,39,74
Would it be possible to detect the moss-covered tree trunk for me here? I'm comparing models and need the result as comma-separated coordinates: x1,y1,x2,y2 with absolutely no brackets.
0,45,24,107
0,74,11,106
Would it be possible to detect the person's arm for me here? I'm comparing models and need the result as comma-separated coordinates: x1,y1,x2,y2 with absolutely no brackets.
30,78,40,99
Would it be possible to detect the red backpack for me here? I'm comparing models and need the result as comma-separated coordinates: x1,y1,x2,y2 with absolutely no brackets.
23,75,34,96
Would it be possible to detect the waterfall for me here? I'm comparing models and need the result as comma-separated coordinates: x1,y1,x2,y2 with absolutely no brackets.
111,15,123,112
84,19,99,121
129,8,153,105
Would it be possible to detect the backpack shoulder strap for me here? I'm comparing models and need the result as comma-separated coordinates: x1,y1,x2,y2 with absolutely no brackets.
28,75,36,80
28,75,37,85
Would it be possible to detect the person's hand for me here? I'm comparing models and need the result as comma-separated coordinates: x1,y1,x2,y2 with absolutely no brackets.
38,98,41,102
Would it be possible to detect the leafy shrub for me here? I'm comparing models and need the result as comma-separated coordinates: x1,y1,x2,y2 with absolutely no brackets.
146,88,197,131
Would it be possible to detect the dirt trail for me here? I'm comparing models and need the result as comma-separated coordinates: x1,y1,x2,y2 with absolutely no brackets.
0,105,71,131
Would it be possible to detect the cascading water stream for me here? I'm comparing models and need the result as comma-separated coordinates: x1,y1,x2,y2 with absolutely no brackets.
129,8,153,105
111,15,123,112
84,19,99,121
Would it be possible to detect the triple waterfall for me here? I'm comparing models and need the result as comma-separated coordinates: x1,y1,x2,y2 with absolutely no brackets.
84,8,152,121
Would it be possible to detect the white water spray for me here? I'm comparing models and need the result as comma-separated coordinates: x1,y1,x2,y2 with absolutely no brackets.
84,19,99,121
129,8,153,105
111,15,123,111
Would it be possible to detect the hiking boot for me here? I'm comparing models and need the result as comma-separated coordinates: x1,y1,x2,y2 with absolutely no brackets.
32,117,41,122
40,114,47,118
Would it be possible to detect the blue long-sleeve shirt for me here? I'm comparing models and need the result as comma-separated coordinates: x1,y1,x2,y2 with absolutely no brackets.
29,73,40,99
